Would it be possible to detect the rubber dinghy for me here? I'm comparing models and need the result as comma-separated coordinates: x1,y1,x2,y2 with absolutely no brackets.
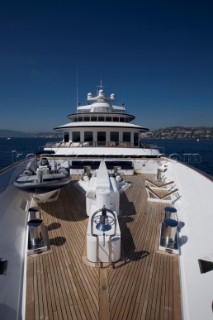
14,157,71,194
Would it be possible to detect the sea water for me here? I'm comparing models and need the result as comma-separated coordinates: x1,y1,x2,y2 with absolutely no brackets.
0,137,60,170
0,137,212,176
144,138,213,176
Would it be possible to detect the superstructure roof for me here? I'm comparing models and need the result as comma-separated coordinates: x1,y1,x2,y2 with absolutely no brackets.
54,121,148,131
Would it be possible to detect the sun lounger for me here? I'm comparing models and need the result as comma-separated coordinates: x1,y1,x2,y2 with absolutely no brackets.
145,185,179,203
145,178,175,190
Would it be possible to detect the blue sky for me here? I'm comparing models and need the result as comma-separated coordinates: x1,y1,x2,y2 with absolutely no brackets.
0,0,213,132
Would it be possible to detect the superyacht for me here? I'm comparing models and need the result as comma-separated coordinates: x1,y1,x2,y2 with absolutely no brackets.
0,86,212,320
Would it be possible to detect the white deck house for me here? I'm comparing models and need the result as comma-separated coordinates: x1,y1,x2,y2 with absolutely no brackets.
46,88,160,157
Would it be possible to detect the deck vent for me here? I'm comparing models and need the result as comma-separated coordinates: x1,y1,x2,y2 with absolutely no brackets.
160,219,178,249
198,259,213,274
0,258,8,275
157,168,164,181
27,207,49,255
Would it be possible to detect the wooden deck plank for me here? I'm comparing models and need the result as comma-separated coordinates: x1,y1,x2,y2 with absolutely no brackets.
38,256,49,320
26,173,182,320
158,255,167,320
47,227,96,319
164,255,170,320
168,256,174,319
133,228,159,319
48,252,69,320
44,256,57,319
146,253,162,319
33,256,39,320
99,268,110,320
56,229,99,316
26,257,35,320
173,256,182,320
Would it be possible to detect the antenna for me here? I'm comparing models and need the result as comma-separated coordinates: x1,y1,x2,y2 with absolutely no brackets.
97,79,104,93
76,63,79,107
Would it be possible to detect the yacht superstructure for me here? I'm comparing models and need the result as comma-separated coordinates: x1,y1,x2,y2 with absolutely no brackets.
45,87,160,158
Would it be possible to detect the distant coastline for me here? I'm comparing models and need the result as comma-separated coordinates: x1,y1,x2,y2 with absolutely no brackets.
0,130,62,139
0,127,212,140
143,126,213,140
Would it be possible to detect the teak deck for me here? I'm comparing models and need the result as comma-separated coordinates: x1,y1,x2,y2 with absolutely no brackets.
26,174,182,320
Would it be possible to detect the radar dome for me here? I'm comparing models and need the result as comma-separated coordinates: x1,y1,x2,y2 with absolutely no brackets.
99,89,104,95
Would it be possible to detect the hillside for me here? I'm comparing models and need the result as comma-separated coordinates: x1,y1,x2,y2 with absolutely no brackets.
145,126,213,139
0,130,62,138
0,130,31,137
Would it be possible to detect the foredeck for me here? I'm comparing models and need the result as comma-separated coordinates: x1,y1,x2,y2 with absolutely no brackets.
26,173,182,320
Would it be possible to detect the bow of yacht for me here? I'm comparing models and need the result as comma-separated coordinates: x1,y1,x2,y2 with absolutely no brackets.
0,86,213,320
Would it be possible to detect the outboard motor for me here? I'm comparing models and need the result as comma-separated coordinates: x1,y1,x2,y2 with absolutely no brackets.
58,167,69,176
40,157,49,166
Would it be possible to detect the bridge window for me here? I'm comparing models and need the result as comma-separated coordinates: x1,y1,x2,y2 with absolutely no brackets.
73,131,80,142
84,131,93,142
97,132,106,145
134,133,139,146
110,132,119,143
123,132,131,142
84,116,90,121
64,132,69,143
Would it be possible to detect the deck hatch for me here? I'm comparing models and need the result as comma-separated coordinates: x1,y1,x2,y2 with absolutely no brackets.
198,259,213,273
0,258,7,275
